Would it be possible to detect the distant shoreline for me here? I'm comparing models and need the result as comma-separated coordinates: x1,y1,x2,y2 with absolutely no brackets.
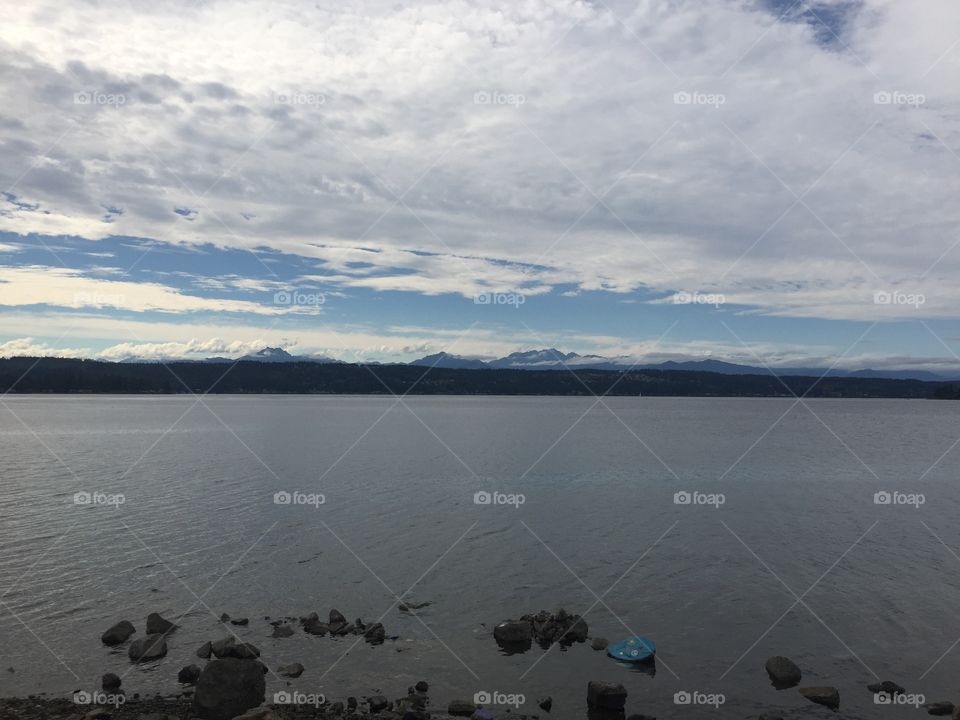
1,357,956,399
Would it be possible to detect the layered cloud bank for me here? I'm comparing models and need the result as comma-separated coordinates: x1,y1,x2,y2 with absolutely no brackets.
0,0,958,362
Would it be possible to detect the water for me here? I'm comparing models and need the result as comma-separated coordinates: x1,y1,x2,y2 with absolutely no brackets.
1,395,958,718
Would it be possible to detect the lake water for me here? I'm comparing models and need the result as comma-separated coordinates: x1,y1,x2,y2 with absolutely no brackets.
1,395,959,718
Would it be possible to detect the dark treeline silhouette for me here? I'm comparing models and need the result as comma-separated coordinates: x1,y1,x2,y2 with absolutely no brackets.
0,357,952,398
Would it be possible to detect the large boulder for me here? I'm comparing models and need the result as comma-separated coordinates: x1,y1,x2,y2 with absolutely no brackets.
799,686,839,710
765,656,802,688
146,612,177,635
192,658,265,720
128,633,167,662
587,681,627,710
101,620,135,645
494,620,533,646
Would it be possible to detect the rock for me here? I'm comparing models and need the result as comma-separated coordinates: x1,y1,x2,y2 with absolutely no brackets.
799,686,840,710
191,658,265,720
925,702,954,715
369,696,389,712
231,709,274,720
101,673,121,691
538,696,552,712
868,680,905,696
271,625,294,639
230,618,249,626
494,620,533,646
765,656,802,688
591,637,609,651
329,702,344,715
211,637,260,659
448,700,476,716
567,617,589,642
347,697,358,710
178,664,201,684
219,613,230,622
414,681,428,693
587,681,627,710
333,622,355,636
303,618,329,636
329,608,347,626
101,620,136,645
278,663,304,678
146,612,177,635
197,641,212,659
364,623,386,644
128,633,167,662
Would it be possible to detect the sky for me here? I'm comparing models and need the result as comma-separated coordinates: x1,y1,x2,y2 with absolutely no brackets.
0,0,958,370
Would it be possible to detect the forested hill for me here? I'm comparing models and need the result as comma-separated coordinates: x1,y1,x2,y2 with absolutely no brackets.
0,357,956,398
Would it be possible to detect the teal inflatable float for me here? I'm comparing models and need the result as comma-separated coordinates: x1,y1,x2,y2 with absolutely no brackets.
606,636,656,663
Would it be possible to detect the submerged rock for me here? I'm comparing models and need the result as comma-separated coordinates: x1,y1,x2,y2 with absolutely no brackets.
591,637,609,651
101,620,135,646
128,633,167,662
271,625,294,638
178,664,201,684
799,686,840,710
101,673,121,692
538,696,553,712
414,680,428,693
925,701,954,715
587,681,627,710
364,623,386,644
145,612,177,635
368,696,389,712
448,699,476,716
494,620,533,648
868,680,905,696
192,658,265,720
765,656,802,688
278,663,304,678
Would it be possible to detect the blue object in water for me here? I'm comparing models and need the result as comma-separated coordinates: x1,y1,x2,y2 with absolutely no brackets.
606,636,656,662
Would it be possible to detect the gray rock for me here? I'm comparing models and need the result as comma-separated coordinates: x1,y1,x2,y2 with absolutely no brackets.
799,686,840,710
128,633,167,662
101,673,121,692
146,612,177,635
230,618,249,626
765,656,802,688
925,702,954,716
493,620,533,645
448,699,476,716
210,637,260,659
303,618,329,636
278,663,304,678
101,620,136,646
329,608,347,626
591,637,609,651
538,696,552,711
868,680,905,696
178,664,201,684
364,623,386,644
587,681,627,710
271,625,294,638
368,696,389,712
191,658,265,720
414,681,428,693
196,641,212,659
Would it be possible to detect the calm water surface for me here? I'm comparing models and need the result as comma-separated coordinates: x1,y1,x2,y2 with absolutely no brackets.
1,396,959,719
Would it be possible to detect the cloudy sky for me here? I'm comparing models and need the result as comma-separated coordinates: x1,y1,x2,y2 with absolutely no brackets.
0,0,958,369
